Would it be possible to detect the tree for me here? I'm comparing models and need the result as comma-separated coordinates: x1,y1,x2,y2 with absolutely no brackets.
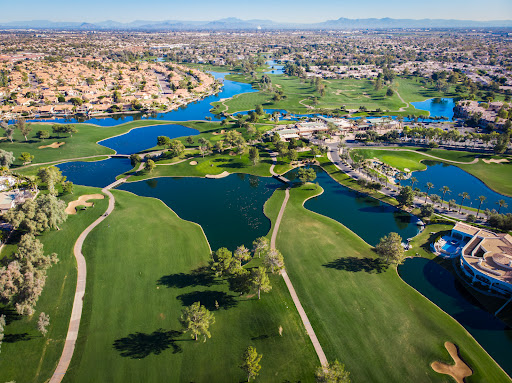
424,182,434,203
210,247,235,276
37,166,64,195
16,119,31,141
288,149,298,162
410,177,417,189
0,314,5,354
36,130,50,140
37,312,50,336
61,125,78,137
145,159,156,173
448,199,456,211
250,266,272,299
240,346,262,382
315,360,351,383
62,181,74,194
234,245,252,265
476,195,487,218
458,192,470,213
397,186,414,207
186,136,194,145
0,150,15,169
264,249,285,274
375,232,404,264
252,236,270,258
255,104,264,115
157,135,171,147
180,301,215,341
168,140,185,158
386,88,394,97
249,147,260,165
297,167,316,184
19,152,34,164
198,137,212,158
419,204,434,219
129,153,141,166
440,186,451,207
497,199,508,214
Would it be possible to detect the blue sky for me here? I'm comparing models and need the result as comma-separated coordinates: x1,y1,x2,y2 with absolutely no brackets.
1,0,511,23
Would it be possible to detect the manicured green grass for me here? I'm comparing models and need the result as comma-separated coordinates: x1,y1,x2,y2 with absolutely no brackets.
269,184,510,382
458,160,512,197
352,148,429,171
405,224,453,259
65,190,318,382
125,149,274,181
1,120,172,166
0,186,108,383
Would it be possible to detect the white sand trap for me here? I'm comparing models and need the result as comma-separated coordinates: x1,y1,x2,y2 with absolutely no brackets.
404,168,411,172
431,342,472,383
482,158,509,164
205,171,230,179
212,129,226,136
39,141,65,149
189,161,198,165
66,194,105,214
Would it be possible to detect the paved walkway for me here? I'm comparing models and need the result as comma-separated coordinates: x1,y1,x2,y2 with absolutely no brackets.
49,165,140,383
269,152,328,367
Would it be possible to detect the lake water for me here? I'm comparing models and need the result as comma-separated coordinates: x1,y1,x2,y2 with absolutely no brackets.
265,60,285,75
57,157,133,188
411,98,456,120
287,167,420,245
98,124,198,155
118,175,282,251
403,160,512,213
399,257,512,376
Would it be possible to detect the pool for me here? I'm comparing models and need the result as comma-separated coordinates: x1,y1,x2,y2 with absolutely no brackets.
435,235,464,256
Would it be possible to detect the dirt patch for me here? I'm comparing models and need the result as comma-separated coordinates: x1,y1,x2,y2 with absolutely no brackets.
189,161,198,165
65,194,105,214
212,129,226,135
482,158,509,164
431,342,472,383
39,141,65,149
159,313,165,320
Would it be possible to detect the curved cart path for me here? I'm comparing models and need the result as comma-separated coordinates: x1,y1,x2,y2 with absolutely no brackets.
49,165,142,383
271,185,328,367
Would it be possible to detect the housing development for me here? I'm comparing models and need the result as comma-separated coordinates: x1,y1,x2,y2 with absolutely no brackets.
0,10,512,383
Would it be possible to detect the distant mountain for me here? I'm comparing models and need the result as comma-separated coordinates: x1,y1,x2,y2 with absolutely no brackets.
0,17,511,30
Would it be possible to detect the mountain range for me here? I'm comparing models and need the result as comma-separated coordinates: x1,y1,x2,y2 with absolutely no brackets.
1,17,512,30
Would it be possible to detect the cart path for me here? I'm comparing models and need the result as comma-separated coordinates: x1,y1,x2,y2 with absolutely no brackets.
49,164,142,383
271,186,328,367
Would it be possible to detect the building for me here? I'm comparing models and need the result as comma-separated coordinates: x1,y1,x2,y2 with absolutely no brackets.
446,222,512,295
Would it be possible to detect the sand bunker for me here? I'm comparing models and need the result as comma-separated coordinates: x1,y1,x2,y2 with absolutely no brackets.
189,161,198,165
212,129,226,136
431,342,472,383
482,158,509,164
39,141,65,149
66,194,105,214
205,171,230,179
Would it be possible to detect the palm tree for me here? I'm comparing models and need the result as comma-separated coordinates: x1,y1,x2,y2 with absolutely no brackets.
440,186,451,208
410,177,418,189
425,182,434,203
476,196,486,218
458,192,470,213
497,199,508,214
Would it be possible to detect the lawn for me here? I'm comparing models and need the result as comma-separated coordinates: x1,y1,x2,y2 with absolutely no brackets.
1,120,172,166
0,186,109,383
125,149,274,181
269,183,510,382
64,190,318,382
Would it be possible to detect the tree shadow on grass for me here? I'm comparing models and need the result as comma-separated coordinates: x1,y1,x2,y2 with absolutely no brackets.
0,306,22,325
176,290,238,310
4,332,32,343
113,329,183,359
323,257,388,273
157,266,219,289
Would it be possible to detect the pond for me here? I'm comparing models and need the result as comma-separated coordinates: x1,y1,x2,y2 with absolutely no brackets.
398,257,512,376
265,60,285,75
118,174,282,251
403,160,512,213
286,167,420,246
98,124,198,155
410,98,455,120
25,71,257,127
57,157,133,188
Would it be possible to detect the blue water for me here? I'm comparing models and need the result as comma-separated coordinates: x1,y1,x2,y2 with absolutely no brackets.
57,158,133,188
399,257,512,377
285,167,420,246
265,60,284,75
411,98,455,120
98,124,198,155
403,160,512,213
118,175,282,251
25,72,257,127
